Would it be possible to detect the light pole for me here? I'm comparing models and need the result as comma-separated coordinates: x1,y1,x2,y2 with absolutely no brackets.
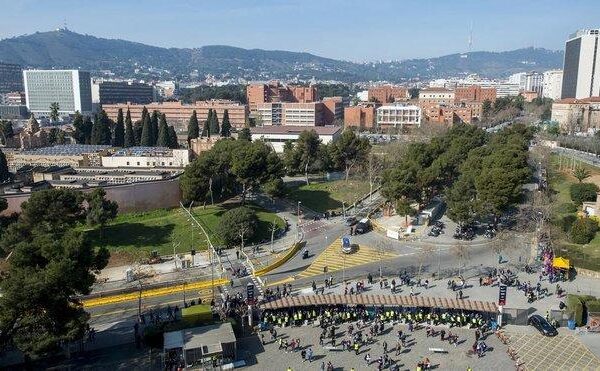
297,201,302,241
324,235,328,272
342,201,346,219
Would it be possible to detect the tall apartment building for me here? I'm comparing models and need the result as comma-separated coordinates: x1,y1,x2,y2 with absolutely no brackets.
376,104,421,129
255,102,325,126
23,70,92,116
0,62,24,94
92,80,155,105
543,70,564,100
246,82,318,112
524,72,544,96
102,100,248,131
561,29,600,99
367,85,409,103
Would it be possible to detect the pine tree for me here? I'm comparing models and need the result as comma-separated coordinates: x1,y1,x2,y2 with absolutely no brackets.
168,126,178,149
150,110,159,146
156,113,170,147
91,110,112,145
113,108,125,147
140,114,152,146
187,110,199,143
221,109,232,137
210,109,220,135
124,109,135,147
0,149,10,183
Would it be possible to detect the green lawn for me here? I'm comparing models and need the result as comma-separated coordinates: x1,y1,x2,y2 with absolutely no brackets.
549,154,600,270
85,203,285,262
286,179,371,213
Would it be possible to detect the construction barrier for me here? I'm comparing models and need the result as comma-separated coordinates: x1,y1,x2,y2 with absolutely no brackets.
254,242,303,277
82,278,228,308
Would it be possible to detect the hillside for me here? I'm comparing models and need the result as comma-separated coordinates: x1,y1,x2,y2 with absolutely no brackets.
0,29,564,82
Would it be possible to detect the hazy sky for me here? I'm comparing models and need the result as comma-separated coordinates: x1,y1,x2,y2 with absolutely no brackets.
1,0,599,61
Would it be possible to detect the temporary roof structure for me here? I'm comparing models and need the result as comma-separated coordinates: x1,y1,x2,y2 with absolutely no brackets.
552,257,571,270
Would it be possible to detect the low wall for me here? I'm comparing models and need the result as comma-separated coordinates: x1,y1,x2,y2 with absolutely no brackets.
576,267,600,279
1,177,182,216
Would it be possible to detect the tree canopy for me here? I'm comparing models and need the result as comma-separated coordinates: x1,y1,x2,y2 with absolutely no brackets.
216,206,258,247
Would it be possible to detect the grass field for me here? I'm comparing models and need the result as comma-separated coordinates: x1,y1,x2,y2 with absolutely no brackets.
549,154,600,271
85,203,285,263
286,179,371,213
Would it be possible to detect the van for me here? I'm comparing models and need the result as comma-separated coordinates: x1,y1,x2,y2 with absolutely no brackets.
354,218,371,234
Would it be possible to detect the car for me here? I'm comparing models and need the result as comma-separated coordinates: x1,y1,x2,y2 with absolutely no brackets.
341,243,356,254
344,216,357,226
354,218,371,234
528,314,558,337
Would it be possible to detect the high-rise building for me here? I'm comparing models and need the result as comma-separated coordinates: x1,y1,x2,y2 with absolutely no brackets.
561,29,600,99
542,70,564,100
523,72,544,96
0,62,24,95
92,80,155,105
23,70,92,116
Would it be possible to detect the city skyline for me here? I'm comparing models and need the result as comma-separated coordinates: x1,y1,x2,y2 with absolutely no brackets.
1,0,599,61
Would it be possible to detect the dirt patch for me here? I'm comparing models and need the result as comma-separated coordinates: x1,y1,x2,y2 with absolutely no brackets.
585,174,600,189
105,250,147,268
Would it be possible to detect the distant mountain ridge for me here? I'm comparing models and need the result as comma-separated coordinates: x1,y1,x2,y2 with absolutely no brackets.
0,29,564,82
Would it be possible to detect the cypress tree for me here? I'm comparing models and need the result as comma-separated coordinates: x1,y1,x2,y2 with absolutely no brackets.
140,114,152,146
133,121,142,146
113,108,125,146
90,114,100,145
168,126,178,149
156,113,170,147
150,110,159,145
187,110,199,143
99,110,113,145
0,149,10,183
201,117,210,138
124,109,135,147
210,109,220,135
141,106,149,123
82,116,93,144
221,109,231,137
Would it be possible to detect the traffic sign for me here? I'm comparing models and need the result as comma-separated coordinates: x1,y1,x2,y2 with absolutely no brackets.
342,236,351,248
498,285,507,306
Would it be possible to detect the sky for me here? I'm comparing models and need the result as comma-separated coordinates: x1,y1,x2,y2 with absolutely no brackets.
0,0,599,61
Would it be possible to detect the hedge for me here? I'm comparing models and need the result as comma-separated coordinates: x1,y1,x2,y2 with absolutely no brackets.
586,300,600,314
566,294,584,326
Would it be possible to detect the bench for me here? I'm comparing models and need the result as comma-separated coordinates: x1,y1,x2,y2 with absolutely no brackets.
428,348,447,353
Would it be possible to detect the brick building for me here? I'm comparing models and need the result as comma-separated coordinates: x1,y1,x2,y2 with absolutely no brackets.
102,100,248,131
246,81,318,112
368,86,409,103
418,88,455,111
423,106,474,125
255,102,325,126
454,85,496,104
322,96,348,123
344,105,376,128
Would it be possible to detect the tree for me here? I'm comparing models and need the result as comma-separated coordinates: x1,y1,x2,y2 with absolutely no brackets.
238,127,251,141
168,126,179,149
0,189,109,357
156,113,170,147
49,102,60,123
330,129,371,181
90,111,112,145
452,241,469,276
73,112,92,144
570,217,599,244
150,110,159,146
133,120,143,146
124,109,135,147
0,120,14,145
482,99,492,118
570,182,599,205
216,206,258,248
0,197,6,213
210,109,220,135
231,141,275,203
263,178,286,198
221,109,232,137
573,166,591,183
201,116,210,138
187,110,200,143
113,108,125,147
140,114,152,146
0,149,10,183
296,130,322,185
47,128,60,145
85,188,118,238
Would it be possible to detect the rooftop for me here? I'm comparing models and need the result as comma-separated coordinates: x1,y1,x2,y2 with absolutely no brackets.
21,144,111,156
554,97,600,104
163,322,236,352
112,146,173,157
250,125,342,136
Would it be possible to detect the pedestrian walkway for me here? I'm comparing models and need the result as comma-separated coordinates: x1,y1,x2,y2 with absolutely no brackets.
297,237,398,279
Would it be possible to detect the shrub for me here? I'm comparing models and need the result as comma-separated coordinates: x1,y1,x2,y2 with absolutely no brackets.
566,294,584,326
586,300,600,315
556,202,578,214
216,206,258,247
561,214,577,232
570,217,599,244
570,183,599,205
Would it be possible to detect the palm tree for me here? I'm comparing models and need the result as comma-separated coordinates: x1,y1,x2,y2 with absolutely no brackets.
573,166,591,183
49,102,60,124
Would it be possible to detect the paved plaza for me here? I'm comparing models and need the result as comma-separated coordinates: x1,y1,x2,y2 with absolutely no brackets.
243,322,513,370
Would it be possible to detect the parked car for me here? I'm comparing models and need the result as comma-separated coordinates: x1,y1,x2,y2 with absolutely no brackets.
354,218,371,234
528,314,558,337
341,243,356,254
344,216,357,226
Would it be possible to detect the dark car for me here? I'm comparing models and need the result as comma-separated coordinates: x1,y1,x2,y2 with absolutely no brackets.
528,314,558,337
354,218,371,234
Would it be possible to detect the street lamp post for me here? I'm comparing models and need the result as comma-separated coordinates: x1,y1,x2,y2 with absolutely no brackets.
297,201,302,241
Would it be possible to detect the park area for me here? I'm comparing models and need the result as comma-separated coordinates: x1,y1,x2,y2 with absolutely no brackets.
286,179,371,213
549,154,600,271
84,203,285,265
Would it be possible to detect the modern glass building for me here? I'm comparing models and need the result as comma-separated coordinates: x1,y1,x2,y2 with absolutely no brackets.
23,70,92,116
0,62,23,95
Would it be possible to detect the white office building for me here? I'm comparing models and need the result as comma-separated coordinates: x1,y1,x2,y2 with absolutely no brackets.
543,70,564,100
523,72,544,96
376,104,421,129
561,29,600,99
101,147,190,168
23,70,92,116
249,126,341,153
